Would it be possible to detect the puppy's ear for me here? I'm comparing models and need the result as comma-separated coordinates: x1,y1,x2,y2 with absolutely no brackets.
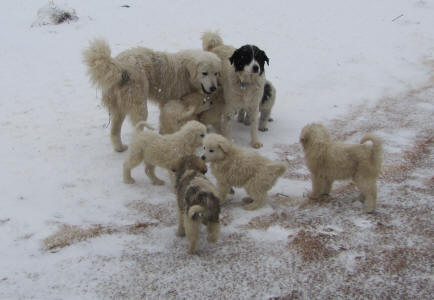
218,140,230,153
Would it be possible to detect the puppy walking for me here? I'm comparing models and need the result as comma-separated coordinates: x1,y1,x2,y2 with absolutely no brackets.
300,123,382,213
202,134,286,210
174,155,221,254
123,120,207,185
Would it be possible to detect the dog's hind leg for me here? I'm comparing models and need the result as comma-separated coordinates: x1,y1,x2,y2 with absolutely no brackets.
123,149,144,184
145,164,165,185
237,109,246,123
259,109,271,132
217,183,232,205
110,110,128,152
176,207,186,237
247,106,262,149
354,176,377,213
308,175,329,199
184,214,200,254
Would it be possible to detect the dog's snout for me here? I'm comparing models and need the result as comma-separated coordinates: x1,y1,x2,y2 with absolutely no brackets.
201,169,207,174
201,155,206,161
210,86,216,92
252,65,259,73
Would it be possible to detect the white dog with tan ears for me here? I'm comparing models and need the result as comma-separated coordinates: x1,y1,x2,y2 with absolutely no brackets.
123,120,207,186
201,133,286,210
299,123,383,213
82,39,220,152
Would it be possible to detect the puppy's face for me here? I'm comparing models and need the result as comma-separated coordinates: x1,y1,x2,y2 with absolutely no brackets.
229,45,269,75
192,53,221,95
180,120,207,144
173,155,207,177
201,135,230,162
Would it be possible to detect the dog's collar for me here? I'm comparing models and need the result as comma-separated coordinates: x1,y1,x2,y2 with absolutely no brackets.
240,81,245,89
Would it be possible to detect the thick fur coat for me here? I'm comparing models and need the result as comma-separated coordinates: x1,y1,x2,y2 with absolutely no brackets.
82,39,221,151
174,155,220,254
300,123,382,213
123,120,207,186
202,134,286,210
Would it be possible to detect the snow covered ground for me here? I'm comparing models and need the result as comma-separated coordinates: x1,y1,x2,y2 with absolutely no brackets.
0,0,433,299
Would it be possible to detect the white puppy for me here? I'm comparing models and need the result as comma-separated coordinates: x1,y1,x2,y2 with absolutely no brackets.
123,120,207,185
201,133,286,210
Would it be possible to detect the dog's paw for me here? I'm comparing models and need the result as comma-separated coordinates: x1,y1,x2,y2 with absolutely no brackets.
152,179,165,186
243,120,251,126
207,235,218,243
176,230,186,237
123,177,135,184
268,117,274,122
252,141,263,149
242,198,262,210
258,126,268,132
363,203,376,213
307,192,319,200
114,144,128,152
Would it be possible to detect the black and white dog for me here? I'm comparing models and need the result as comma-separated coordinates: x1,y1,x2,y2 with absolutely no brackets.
202,32,271,148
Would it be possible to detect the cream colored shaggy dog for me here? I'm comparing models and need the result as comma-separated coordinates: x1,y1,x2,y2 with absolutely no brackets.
159,91,218,134
201,133,286,210
174,155,220,254
82,39,221,152
123,120,207,186
300,123,382,213
201,32,268,148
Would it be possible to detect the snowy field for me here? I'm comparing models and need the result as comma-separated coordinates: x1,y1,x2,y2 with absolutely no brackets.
0,0,433,299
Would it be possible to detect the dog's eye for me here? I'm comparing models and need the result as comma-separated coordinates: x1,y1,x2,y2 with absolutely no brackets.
202,72,208,76
200,134,205,138
209,149,214,153
214,72,218,76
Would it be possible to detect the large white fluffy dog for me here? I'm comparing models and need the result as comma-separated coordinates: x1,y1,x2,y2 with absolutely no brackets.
123,120,207,186
82,39,221,152
201,133,286,210
201,32,269,148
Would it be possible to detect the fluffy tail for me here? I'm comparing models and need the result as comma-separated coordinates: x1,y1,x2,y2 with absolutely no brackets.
201,31,223,51
188,205,205,220
135,121,155,131
82,39,125,90
360,134,383,173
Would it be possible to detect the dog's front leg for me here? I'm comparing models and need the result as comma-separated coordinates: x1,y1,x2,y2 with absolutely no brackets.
220,112,233,140
217,183,232,205
308,174,326,199
247,106,262,148
184,214,200,254
207,222,220,243
145,164,165,185
176,207,186,237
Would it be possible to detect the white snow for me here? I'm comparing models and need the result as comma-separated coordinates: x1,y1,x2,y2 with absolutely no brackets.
1,0,433,298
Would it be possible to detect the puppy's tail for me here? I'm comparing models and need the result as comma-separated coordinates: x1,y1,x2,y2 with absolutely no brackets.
82,39,127,90
135,121,155,132
201,31,223,51
268,161,287,178
361,134,383,173
188,205,205,220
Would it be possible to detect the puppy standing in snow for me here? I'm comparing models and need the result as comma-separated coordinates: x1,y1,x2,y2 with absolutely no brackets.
82,39,220,152
201,133,286,210
202,32,270,148
123,120,207,186
174,155,220,254
300,123,382,213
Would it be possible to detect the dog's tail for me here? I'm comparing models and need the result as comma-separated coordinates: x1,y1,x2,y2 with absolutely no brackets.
201,31,223,51
135,121,155,132
360,134,383,172
82,39,126,90
268,161,287,178
188,205,205,220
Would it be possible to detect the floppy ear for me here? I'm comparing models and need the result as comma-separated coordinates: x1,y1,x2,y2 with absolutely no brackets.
185,59,198,79
259,50,269,66
229,49,240,65
218,139,231,153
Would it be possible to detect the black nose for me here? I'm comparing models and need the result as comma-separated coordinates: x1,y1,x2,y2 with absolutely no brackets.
252,65,259,73
210,86,216,92
201,155,206,160
201,170,207,174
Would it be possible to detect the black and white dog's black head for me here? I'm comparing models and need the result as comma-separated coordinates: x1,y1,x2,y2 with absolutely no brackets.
229,45,269,75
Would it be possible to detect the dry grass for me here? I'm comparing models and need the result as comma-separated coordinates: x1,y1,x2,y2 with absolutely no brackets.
288,230,337,262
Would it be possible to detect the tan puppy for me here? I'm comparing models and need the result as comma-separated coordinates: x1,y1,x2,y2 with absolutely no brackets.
300,123,382,213
82,39,220,152
174,155,220,254
123,120,207,185
201,134,286,210
159,91,219,134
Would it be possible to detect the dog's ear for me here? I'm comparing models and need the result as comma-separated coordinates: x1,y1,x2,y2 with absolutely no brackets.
186,59,198,79
229,48,240,66
260,50,269,66
218,139,230,153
